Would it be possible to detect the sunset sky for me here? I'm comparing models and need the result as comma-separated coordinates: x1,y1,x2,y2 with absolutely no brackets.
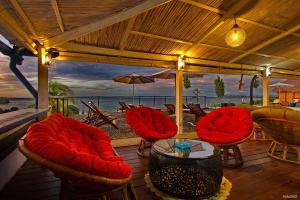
0,35,281,98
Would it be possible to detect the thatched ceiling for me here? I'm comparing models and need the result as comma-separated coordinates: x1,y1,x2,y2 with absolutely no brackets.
0,0,300,72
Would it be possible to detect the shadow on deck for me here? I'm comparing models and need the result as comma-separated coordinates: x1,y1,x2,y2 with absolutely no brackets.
0,141,299,200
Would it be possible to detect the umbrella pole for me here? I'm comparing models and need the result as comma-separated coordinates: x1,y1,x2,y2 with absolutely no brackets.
132,83,135,104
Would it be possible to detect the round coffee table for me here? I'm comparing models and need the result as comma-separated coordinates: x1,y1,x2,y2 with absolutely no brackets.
149,139,223,199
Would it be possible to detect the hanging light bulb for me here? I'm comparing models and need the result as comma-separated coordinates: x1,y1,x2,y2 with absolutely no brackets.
225,17,246,47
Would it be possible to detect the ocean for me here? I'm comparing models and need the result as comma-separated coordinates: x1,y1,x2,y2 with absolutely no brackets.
1,96,262,113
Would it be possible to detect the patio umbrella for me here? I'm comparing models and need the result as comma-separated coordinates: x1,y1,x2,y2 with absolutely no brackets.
270,82,293,97
112,73,154,104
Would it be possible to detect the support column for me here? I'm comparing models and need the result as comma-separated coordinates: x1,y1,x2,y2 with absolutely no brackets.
38,47,48,109
175,69,183,134
175,55,185,135
262,76,270,106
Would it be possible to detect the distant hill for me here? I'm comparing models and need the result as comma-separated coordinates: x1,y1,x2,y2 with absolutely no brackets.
0,97,9,104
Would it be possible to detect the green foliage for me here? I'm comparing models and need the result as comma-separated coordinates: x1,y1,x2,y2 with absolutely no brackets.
253,79,260,88
3,109,10,113
67,105,79,116
183,76,191,89
10,106,18,111
0,108,3,114
26,104,35,108
214,76,225,97
48,81,78,116
49,81,75,104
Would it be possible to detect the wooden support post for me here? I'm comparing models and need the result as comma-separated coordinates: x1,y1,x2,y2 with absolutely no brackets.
262,76,270,106
175,57,184,134
38,47,48,109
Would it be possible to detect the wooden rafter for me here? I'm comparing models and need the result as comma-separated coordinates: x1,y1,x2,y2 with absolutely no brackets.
186,0,253,52
130,30,193,45
45,0,172,47
186,65,300,80
51,0,64,32
0,4,37,53
119,17,136,50
129,30,300,63
58,42,177,61
8,0,37,37
181,0,300,38
56,42,300,77
230,24,300,63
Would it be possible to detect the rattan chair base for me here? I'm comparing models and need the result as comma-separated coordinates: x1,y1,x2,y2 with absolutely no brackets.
267,140,300,165
137,138,156,157
61,179,137,200
250,123,272,141
220,145,243,168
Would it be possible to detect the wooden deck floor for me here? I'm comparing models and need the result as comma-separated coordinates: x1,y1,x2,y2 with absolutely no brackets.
1,141,299,200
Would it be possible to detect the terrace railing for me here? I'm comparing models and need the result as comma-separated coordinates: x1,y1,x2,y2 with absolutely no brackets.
49,95,262,116
49,95,208,116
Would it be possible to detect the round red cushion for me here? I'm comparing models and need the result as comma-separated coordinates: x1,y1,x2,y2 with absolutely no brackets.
126,107,177,139
196,107,253,144
25,113,131,179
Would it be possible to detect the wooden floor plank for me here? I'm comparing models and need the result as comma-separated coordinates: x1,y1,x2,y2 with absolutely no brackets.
1,141,299,200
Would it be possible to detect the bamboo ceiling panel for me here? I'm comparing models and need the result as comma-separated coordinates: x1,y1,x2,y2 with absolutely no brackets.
239,0,300,30
7,0,61,38
237,54,286,67
72,21,128,49
0,0,31,36
57,0,146,31
125,34,190,54
272,60,300,71
258,36,300,60
202,19,279,51
189,46,240,62
133,0,220,42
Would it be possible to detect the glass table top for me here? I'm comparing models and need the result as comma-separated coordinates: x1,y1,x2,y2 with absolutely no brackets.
152,139,219,159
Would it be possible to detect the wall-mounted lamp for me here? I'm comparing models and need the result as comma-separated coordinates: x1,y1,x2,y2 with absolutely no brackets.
177,55,186,70
42,48,59,67
265,64,272,77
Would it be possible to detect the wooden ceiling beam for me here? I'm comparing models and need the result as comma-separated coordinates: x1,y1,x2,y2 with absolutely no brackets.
8,0,38,38
51,0,64,32
230,24,300,63
181,0,300,38
185,65,300,80
186,0,253,52
130,30,193,45
119,17,136,50
45,0,172,47
0,4,37,53
58,42,178,61
57,52,176,69
179,0,224,14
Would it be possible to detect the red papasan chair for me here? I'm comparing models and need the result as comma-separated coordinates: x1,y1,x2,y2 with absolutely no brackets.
18,113,137,200
196,107,253,167
126,107,178,157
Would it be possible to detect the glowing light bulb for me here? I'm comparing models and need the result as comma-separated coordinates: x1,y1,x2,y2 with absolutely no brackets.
225,24,246,47
177,55,186,70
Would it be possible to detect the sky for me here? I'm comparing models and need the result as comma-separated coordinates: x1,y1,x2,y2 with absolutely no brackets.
0,35,282,98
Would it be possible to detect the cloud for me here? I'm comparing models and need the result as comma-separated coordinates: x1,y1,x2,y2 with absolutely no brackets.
0,54,286,97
